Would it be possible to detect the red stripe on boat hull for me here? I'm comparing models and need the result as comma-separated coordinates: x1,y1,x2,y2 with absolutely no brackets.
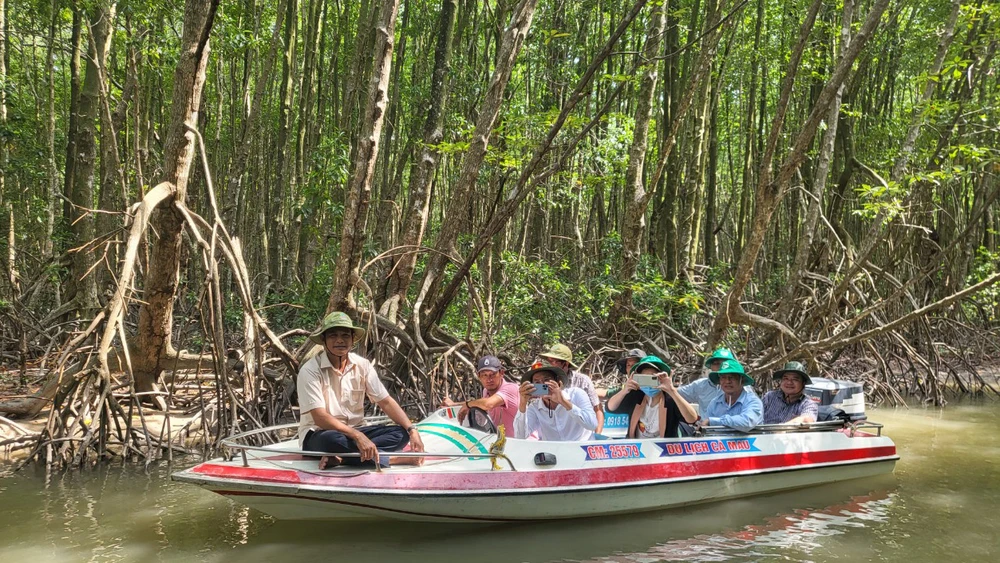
191,445,896,492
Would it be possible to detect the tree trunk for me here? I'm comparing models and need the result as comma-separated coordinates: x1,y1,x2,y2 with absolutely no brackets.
66,2,116,314
707,0,891,348
0,0,6,233
416,0,540,326
132,0,218,402
43,0,59,265
62,7,83,224
268,0,298,285
326,0,401,313
380,0,459,324
608,1,666,324
777,0,855,324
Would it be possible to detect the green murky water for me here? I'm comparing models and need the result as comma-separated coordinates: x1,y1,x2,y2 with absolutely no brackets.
1,402,997,562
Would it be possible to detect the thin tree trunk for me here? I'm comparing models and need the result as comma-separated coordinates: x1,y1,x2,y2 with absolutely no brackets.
269,0,298,284
327,0,401,312
44,0,58,263
379,0,459,324
777,0,855,324
0,0,6,234
608,1,666,323
707,0,891,348
67,2,116,314
133,0,219,402
62,7,83,227
416,0,541,325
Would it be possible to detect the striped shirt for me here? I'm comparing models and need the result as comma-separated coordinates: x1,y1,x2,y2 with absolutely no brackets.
761,390,819,424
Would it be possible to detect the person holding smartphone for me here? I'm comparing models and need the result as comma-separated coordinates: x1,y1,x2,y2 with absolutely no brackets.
606,355,699,438
514,358,597,441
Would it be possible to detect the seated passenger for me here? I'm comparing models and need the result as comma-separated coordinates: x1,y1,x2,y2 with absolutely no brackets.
762,361,819,425
616,348,646,375
514,359,597,441
694,359,763,432
677,347,749,413
606,355,698,438
441,355,520,431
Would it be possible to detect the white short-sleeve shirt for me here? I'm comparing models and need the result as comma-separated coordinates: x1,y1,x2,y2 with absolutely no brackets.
297,351,390,443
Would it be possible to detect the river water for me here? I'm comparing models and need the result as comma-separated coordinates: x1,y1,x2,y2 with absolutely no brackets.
1,402,997,562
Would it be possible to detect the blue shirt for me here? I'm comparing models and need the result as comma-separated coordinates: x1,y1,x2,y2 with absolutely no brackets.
761,390,819,424
678,378,756,413
702,389,763,432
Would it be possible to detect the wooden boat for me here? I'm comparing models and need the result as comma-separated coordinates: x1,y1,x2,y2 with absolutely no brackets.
171,406,898,522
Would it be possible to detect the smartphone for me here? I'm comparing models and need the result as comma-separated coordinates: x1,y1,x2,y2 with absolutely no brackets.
531,383,549,396
633,374,659,388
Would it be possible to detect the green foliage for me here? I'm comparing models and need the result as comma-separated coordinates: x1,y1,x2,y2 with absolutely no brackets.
461,243,707,350
965,246,1000,321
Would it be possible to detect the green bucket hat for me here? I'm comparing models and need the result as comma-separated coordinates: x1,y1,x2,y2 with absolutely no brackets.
704,347,735,367
539,343,578,369
772,361,813,385
630,355,672,375
708,359,754,386
522,358,568,385
308,311,366,346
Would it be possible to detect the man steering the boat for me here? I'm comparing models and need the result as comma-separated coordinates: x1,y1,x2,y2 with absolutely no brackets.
514,358,598,441
440,355,520,431
297,311,424,468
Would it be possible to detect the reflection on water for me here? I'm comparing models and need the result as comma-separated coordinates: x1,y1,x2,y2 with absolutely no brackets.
0,402,997,562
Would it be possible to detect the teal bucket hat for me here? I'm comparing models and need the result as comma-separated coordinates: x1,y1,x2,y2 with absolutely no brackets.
308,311,366,345
630,355,672,375
704,347,735,367
708,359,754,386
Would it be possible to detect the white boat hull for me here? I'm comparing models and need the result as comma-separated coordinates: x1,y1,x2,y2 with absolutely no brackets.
172,411,898,522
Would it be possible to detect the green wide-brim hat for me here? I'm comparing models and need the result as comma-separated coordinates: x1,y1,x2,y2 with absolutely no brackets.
630,355,672,375
522,359,568,385
772,361,813,385
308,311,366,345
708,359,753,386
704,347,736,367
539,343,578,369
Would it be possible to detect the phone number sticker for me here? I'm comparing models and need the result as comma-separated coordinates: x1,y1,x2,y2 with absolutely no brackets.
582,443,645,461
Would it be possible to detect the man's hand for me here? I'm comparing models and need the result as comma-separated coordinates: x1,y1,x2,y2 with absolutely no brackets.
352,432,378,462
518,381,536,410
546,380,572,410
408,429,425,466
441,396,459,408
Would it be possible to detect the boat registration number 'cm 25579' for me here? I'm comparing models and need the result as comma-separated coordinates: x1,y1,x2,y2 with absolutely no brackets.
581,443,645,460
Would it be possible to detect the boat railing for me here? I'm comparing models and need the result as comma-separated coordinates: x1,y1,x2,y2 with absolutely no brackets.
218,421,516,471
698,419,885,437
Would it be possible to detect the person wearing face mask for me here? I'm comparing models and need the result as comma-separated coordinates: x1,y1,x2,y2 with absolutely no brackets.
605,355,699,438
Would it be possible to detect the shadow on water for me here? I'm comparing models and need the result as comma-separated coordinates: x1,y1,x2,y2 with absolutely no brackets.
225,475,901,563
